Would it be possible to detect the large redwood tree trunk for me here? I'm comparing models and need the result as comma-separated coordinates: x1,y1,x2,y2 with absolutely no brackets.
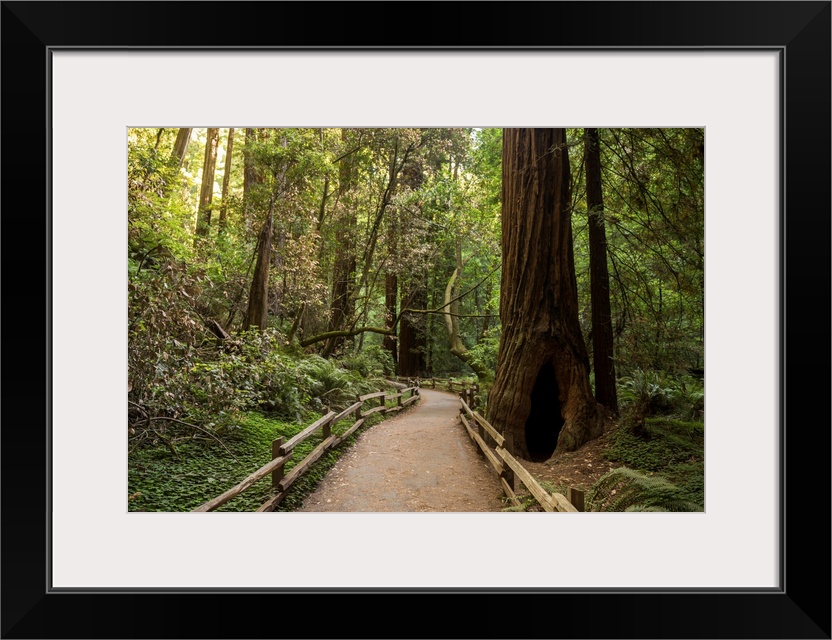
487,128,602,460
585,128,618,414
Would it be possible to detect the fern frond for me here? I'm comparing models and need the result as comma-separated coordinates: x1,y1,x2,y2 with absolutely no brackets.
587,467,702,512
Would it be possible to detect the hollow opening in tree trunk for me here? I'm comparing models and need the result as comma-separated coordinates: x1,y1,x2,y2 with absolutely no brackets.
524,362,563,461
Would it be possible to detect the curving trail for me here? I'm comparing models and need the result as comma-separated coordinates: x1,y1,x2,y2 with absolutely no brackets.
297,389,505,512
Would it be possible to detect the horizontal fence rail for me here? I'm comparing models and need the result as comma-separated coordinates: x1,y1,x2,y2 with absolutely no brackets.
457,398,581,512
193,384,420,513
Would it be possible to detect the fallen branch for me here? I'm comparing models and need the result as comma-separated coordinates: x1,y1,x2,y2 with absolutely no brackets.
299,326,394,348
134,416,238,461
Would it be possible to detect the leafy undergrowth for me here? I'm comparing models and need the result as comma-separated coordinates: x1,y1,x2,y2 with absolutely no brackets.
128,409,389,512
598,417,705,509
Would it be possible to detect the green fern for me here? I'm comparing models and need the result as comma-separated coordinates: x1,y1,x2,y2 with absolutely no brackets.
586,467,702,512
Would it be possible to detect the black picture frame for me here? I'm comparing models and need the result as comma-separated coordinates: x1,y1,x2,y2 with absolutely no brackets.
2,2,829,638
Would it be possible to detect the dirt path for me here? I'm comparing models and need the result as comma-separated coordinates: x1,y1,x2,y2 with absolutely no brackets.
297,389,506,512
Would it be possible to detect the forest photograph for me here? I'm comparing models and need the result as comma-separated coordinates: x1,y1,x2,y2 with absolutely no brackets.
127,127,705,513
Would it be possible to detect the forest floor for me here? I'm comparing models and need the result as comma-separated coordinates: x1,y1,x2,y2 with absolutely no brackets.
296,388,618,512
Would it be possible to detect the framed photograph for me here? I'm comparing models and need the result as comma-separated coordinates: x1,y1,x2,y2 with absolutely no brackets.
3,2,829,638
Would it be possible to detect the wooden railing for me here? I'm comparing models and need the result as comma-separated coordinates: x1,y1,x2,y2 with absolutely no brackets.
457,399,580,512
193,384,421,512
410,378,480,408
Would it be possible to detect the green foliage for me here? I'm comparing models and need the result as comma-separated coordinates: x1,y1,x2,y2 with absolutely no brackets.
586,467,702,512
617,369,704,421
129,392,398,512
466,327,500,379
294,355,379,412
603,417,703,472
569,128,704,376
337,344,395,379
129,412,303,512
600,415,704,510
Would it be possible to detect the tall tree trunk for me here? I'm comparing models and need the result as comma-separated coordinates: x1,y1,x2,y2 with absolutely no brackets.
585,128,618,414
487,128,602,460
243,128,257,201
246,198,275,331
172,128,192,168
323,129,357,357
195,128,219,238
218,128,235,232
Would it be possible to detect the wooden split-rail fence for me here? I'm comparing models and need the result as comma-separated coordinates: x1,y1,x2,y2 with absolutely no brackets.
399,377,480,406
456,396,584,512
192,385,420,512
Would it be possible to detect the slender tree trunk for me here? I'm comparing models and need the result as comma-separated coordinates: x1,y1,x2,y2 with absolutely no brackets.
382,197,399,362
218,128,235,232
488,128,602,460
246,198,275,331
585,128,618,414
172,128,192,168
243,128,257,201
195,128,219,238
383,274,398,362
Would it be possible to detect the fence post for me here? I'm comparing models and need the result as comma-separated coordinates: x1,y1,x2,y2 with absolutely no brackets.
321,409,331,439
271,436,285,489
567,487,586,512
503,467,516,492
474,408,485,442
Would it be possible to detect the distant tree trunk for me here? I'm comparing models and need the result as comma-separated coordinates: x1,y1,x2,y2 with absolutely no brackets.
172,128,191,168
195,128,219,238
397,279,426,377
383,274,398,363
243,128,258,201
218,128,235,232
585,128,618,415
323,129,357,357
488,128,602,461
397,147,427,377
246,198,275,331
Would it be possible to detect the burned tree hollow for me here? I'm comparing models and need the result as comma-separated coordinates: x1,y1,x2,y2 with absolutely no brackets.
487,128,603,458
525,363,563,461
